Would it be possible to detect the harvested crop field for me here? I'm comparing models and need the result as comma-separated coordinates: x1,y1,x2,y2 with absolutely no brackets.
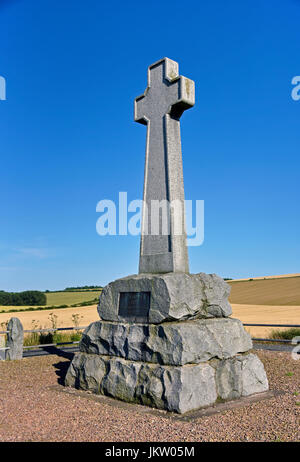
228,276,300,305
0,350,299,442
1,303,298,339
231,304,300,337
0,305,98,331
228,273,300,282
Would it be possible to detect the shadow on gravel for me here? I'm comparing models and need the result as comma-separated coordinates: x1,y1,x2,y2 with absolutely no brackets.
42,347,74,386
53,359,72,385
42,346,75,360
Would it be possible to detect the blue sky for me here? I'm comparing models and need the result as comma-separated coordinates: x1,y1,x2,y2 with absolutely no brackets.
0,0,299,291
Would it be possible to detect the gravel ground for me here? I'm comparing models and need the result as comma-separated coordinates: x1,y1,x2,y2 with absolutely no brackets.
0,350,299,442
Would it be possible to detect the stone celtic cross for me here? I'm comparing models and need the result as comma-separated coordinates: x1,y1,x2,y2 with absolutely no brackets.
66,59,269,414
135,57,195,274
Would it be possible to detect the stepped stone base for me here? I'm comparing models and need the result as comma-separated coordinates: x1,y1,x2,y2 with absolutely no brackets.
65,352,269,414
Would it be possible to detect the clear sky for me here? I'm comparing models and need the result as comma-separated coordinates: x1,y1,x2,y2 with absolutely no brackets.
0,0,299,291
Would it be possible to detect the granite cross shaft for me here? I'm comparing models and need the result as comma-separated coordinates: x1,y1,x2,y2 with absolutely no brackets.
134,57,195,274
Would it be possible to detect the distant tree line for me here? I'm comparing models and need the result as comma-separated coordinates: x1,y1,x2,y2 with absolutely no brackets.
0,290,46,306
64,285,102,291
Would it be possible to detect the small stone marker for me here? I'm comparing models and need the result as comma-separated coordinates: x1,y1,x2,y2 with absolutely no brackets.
65,58,269,413
135,58,194,274
6,317,23,360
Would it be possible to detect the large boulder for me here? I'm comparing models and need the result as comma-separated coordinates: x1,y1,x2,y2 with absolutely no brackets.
65,353,217,413
80,317,252,365
98,272,232,323
214,353,269,400
65,352,107,393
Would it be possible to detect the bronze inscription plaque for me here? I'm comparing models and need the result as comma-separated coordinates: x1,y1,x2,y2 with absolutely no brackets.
118,291,151,322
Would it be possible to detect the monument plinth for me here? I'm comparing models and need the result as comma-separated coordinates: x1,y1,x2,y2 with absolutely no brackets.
65,58,269,413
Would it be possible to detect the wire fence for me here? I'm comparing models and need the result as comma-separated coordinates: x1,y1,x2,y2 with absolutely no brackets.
243,323,300,344
0,325,87,355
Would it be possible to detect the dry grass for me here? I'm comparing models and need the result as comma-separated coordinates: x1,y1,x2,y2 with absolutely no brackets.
228,276,300,305
229,273,300,282
0,305,99,331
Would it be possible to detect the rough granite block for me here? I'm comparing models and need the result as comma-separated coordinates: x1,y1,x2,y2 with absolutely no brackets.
65,352,268,414
98,272,232,323
80,317,252,365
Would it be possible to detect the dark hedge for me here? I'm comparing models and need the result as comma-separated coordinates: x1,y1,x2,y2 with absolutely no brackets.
0,290,47,306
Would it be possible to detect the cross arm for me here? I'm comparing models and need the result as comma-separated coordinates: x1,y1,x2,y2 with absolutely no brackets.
148,57,195,119
134,58,195,123
134,92,148,125
169,76,195,119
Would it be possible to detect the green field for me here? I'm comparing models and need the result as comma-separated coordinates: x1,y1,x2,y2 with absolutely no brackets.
45,290,101,306
0,290,102,313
